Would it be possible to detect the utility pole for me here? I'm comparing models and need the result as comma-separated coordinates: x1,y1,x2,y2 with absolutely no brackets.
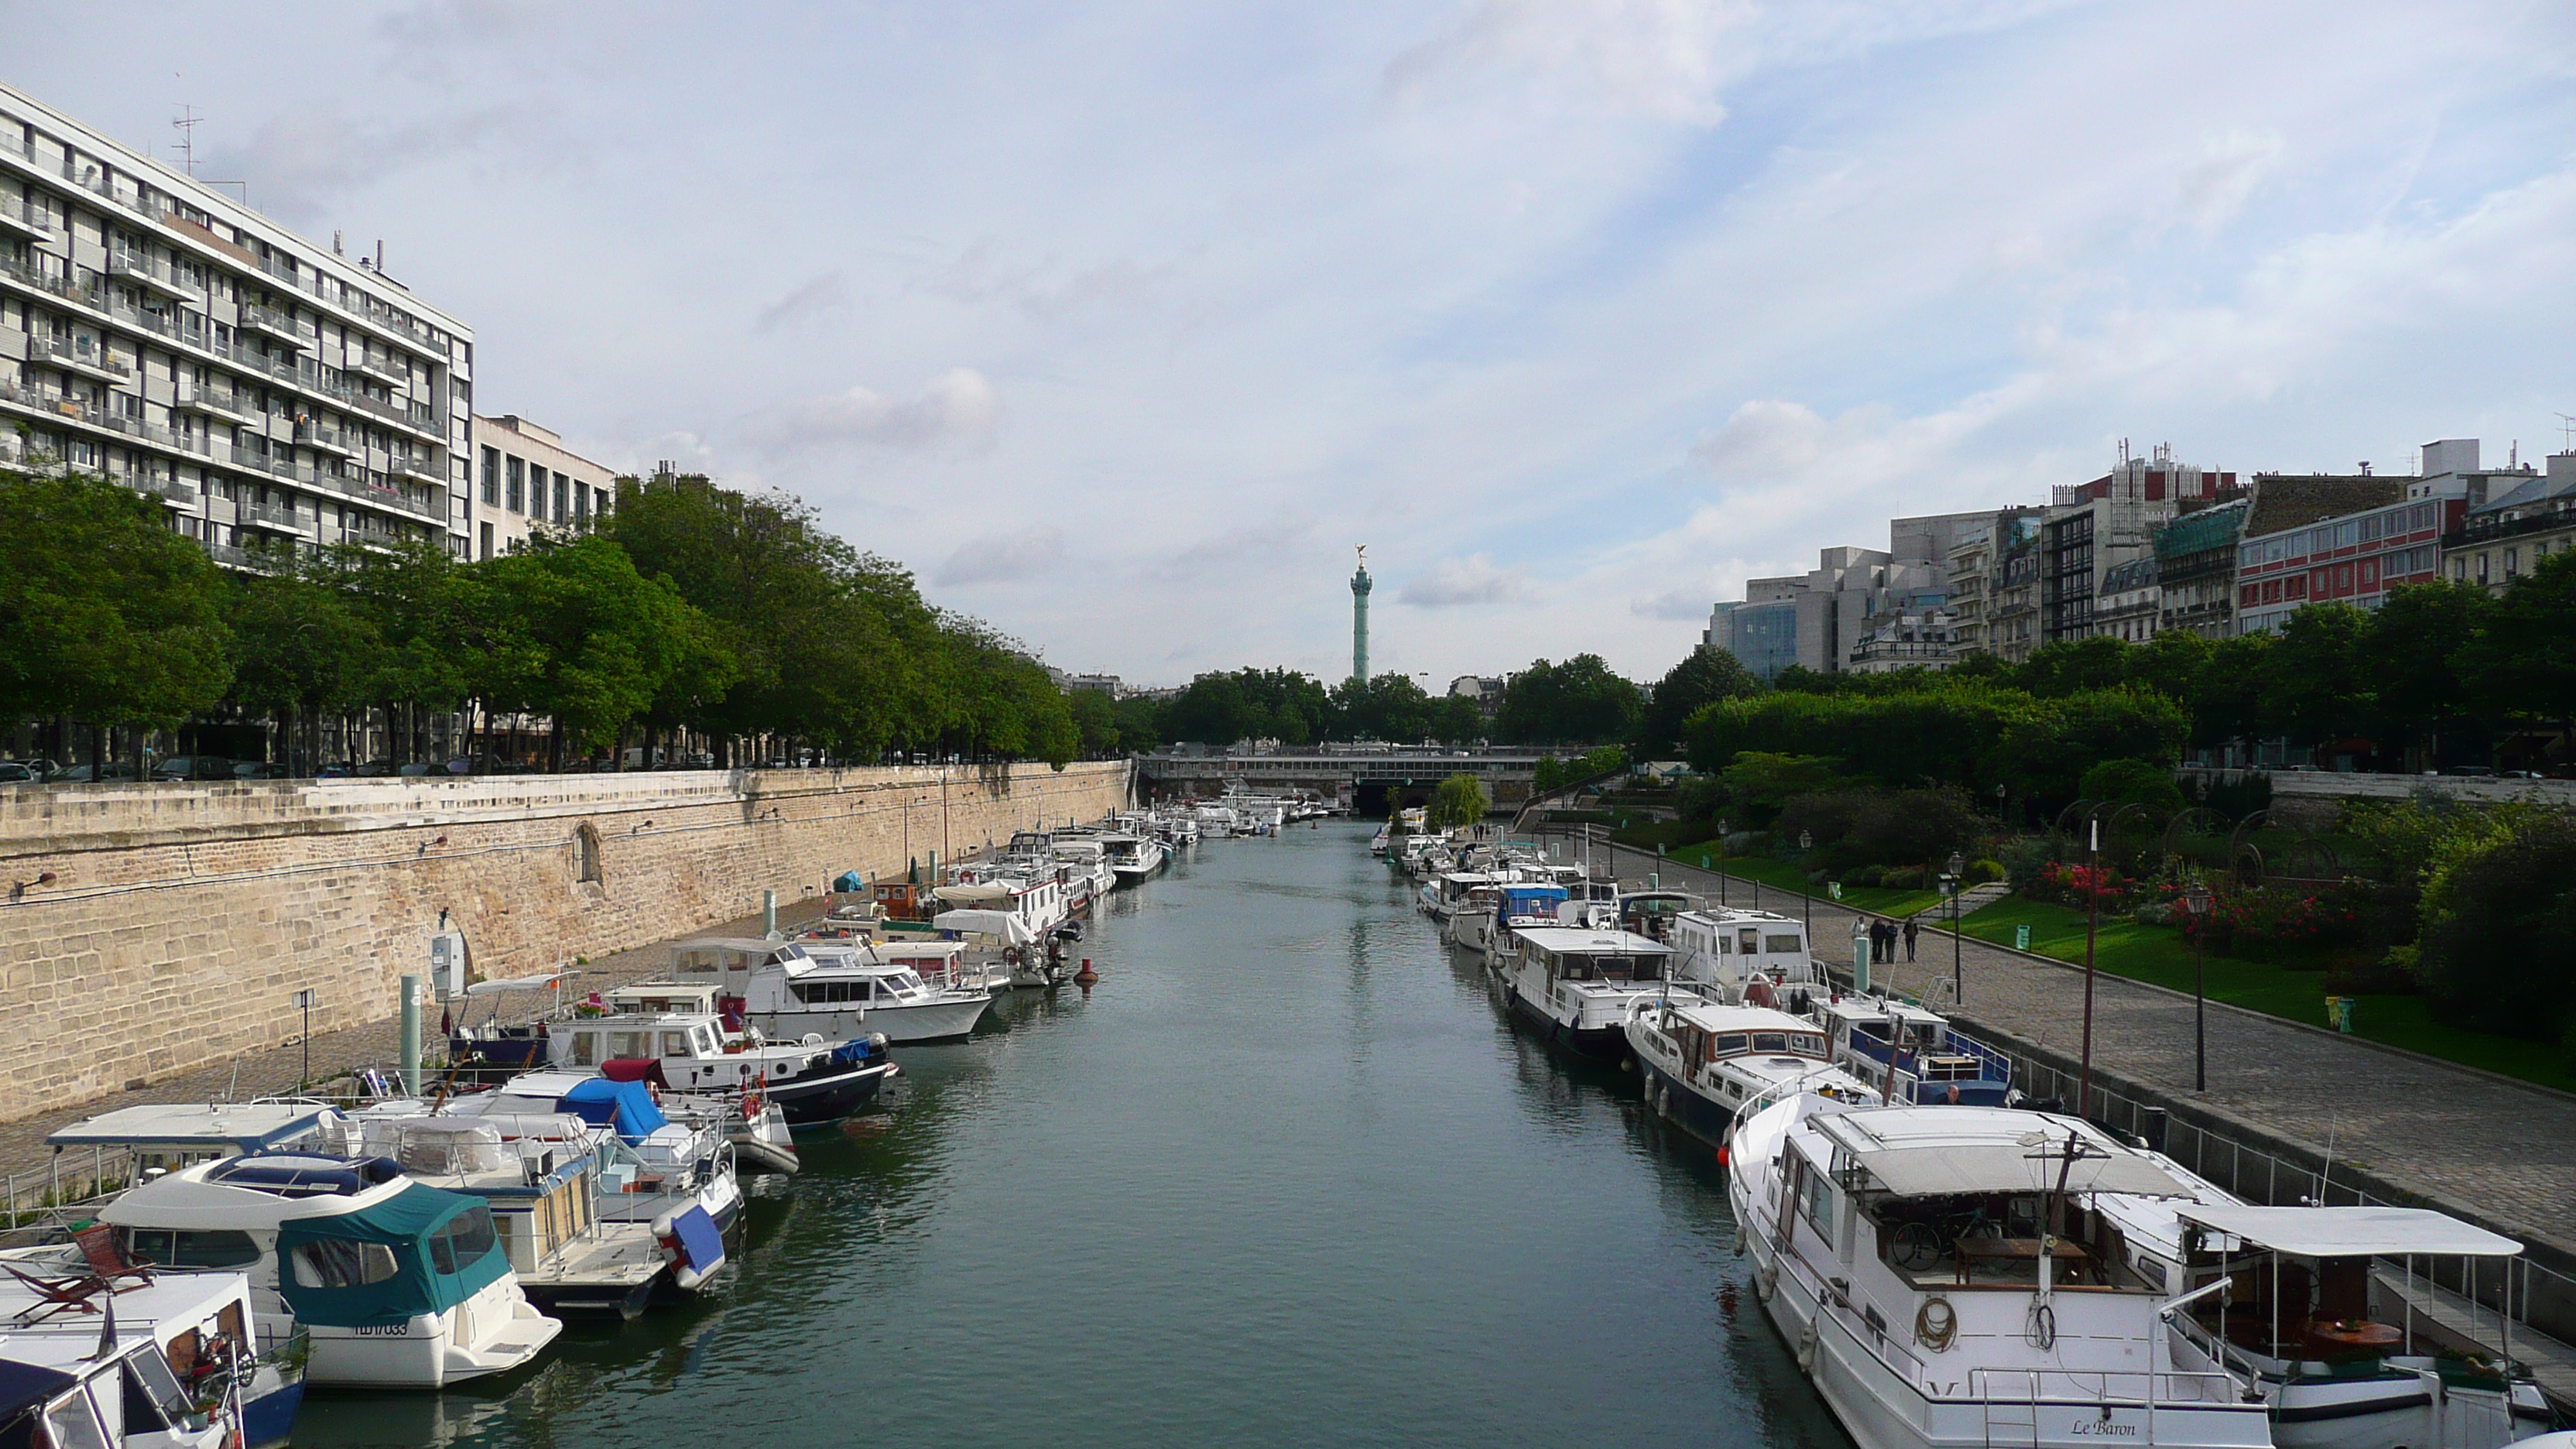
2078,815,2100,1119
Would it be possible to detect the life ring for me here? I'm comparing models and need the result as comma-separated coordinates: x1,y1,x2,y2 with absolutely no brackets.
1003,947,1024,966
1914,1297,1958,1352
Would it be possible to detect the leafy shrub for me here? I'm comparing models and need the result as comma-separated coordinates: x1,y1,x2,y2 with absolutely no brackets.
1882,865,1925,889
2023,862,2134,912
2079,758,2186,813
1851,865,1885,887
1774,784,1985,872
2413,827,2576,1041
2001,837,2055,892
1967,858,2006,885
2175,879,2380,964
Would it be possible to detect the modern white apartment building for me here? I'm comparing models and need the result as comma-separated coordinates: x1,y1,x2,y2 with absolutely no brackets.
0,83,472,562
470,414,613,557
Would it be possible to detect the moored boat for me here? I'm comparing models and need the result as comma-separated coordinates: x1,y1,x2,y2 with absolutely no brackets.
1491,925,1675,1057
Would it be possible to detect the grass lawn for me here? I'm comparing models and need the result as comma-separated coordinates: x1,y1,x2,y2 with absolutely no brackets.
1955,897,2576,1094
1662,843,1946,919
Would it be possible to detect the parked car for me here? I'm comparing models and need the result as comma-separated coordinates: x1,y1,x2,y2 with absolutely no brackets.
397,762,436,776
355,759,397,777
315,763,353,779
2444,764,2496,777
152,755,237,781
442,757,476,776
0,762,37,783
232,762,292,779
46,762,140,783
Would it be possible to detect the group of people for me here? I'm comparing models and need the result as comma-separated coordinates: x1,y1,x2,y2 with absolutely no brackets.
1864,913,1917,964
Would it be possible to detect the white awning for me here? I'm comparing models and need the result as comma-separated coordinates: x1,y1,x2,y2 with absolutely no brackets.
931,908,1036,944
2176,1205,2522,1258
1857,1143,2196,1199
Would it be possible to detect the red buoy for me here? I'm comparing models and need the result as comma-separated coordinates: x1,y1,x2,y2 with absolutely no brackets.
1073,957,1098,988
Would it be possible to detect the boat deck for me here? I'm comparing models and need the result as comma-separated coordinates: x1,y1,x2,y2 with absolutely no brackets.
2372,1264,2576,1410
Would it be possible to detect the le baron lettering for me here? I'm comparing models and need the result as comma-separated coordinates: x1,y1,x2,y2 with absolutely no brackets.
2070,1420,2138,1437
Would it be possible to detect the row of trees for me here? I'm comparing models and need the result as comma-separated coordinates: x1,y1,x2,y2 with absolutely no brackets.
1774,564,2576,769
0,467,1083,772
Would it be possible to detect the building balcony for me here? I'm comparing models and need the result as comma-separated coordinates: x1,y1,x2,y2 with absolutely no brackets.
236,303,317,349
149,477,200,507
388,451,447,486
173,383,252,424
348,350,409,386
227,444,317,486
0,195,50,242
293,422,358,458
255,254,449,361
107,252,195,300
197,540,277,573
26,333,132,382
334,386,443,442
236,498,307,533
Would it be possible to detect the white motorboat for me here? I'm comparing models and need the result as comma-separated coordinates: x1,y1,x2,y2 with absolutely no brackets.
333,1115,704,1319
1050,838,1118,906
1622,994,1879,1147
2095,1201,2555,1449
921,908,1070,988
1455,882,1573,957
1419,870,1500,920
1728,1098,2273,1449
0,1311,238,1449
934,869,1070,936
0,1246,293,1445
419,1073,744,1235
1811,993,2019,1108
549,1008,895,1129
97,1156,562,1389
1492,925,1676,1057
743,941,992,1043
1101,831,1166,883
1670,907,1817,994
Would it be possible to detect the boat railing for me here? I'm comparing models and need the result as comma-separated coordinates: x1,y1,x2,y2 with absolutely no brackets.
1966,1365,2240,1409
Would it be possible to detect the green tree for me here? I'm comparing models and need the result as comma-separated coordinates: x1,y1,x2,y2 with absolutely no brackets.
2126,630,2213,703
1430,694,1486,744
1494,655,1643,743
2017,635,2131,697
225,565,376,772
2413,821,2576,1043
0,468,233,768
1068,688,1122,757
2189,632,2274,752
1635,645,1762,755
2266,602,2376,756
476,536,708,759
1716,752,1853,827
1111,694,1164,752
2368,581,2488,766
2463,551,2576,756
1327,672,1434,742
1427,772,1488,827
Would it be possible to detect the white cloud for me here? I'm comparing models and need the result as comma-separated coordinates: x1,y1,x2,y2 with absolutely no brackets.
1400,553,1528,607
738,368,999,454
2172,128,2286,235
933,525,1065,587
755,272,852,333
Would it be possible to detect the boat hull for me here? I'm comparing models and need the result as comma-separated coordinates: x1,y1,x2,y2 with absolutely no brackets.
1499,982,1626,1058
770,1060,895,1125
1633,1052,1738,1148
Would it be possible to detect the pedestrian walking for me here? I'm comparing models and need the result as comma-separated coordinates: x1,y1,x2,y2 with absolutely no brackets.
1903,915,1919,962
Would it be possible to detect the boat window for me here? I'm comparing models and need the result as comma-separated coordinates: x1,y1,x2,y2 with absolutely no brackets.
1752,1032,1789,1053
569,1033,598,1067
661,1032,693,1057
1798,1160,1836,1238
43,1390,111,1449
1906,1023,1941,1047
1792,1034,1826,1056
123,1228,260,1269
1764,934,1803,954
122,1348,190,1434
290,1239,399,1290
428,1207,498,1275
1712,1033,1749,1056
694,1027,720,1054
1737,930,1759,953
895,971,925,992
608,1031,653,1059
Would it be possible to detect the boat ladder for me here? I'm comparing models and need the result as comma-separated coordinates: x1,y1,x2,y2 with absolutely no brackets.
1982,1371,2040,1449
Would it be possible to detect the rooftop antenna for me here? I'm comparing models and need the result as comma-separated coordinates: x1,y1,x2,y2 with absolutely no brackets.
2557,414,2576,451
171,104,201,176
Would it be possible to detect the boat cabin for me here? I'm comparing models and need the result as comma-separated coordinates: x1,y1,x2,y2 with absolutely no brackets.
1512,927,1673,985
601,981,725,1016
0,1331,230,1449
1619,889,1694,940
871,879,934,923
1814,995,2014,1107
46,1104,342,1178
1671,908,1815,992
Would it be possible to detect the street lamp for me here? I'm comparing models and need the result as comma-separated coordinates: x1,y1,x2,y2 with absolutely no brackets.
1716,820,1731,905
2182,879,2214,1093
1944,850,1966,1006
1798,831,1814,937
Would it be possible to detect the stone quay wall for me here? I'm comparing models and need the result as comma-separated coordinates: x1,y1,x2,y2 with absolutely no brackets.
0,761,1132,1124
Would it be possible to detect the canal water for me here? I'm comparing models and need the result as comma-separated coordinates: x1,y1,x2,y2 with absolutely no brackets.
293,821,1848,1449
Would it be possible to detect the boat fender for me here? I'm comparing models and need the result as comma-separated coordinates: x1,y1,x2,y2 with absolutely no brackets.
1795,1317,1819,1375
1756,1262,1780,1303
1003,947,1023,966
1914,1297,1958,1353
1731,1227,1746,1256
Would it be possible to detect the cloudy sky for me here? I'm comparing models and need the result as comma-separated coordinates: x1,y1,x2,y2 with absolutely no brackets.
12,2,2576,685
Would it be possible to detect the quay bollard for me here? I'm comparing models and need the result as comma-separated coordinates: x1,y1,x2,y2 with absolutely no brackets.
400,974,422,1096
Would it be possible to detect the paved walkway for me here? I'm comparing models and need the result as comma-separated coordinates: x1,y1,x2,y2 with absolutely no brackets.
0,897,830,1205
1546,832,2576,1258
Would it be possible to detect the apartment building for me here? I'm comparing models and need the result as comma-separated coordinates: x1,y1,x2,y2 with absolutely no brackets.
2153,497,2248,638
471,414,613,557
2040,446,2234,643
0,83,472,562
1943,508,2040,657
2441,447,2576,594
2231,475,2420,635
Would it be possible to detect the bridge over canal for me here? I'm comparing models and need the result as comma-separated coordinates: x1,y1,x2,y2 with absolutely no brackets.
1137,747,1553,814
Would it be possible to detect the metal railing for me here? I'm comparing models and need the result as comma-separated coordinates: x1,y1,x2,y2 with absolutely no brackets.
25,332,131,380
236,302,317,344
0,194,51,238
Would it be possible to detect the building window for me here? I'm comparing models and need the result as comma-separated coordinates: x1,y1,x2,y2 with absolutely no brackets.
2478,553,2490,583
553,471,568,522
575,824,604,886
480,446,499,505
479,521,493,560
505,455,523,513
2506,547,2519,577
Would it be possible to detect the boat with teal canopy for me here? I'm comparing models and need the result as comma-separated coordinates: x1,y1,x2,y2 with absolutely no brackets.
276,1182,510,1330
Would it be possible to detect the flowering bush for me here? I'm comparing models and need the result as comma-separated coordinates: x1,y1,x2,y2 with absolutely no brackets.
2023,862,2136,913
2171,878,2379,963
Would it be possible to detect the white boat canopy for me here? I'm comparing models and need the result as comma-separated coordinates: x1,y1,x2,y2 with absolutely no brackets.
1815,1108,2195,1198
2176,1204,2523,1258
931,908,1036,945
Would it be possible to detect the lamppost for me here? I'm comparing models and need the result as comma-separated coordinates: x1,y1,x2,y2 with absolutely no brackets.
1715,820,1730,905
2182,879,2213,1093
1944,850,1965,1006
1798,830,1814,938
